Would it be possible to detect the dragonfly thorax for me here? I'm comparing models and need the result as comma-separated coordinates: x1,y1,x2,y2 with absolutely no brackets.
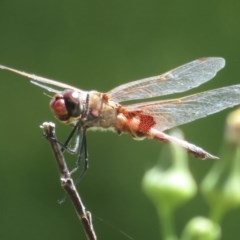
50,90,87,124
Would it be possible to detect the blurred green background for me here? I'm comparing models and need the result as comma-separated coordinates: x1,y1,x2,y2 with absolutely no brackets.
0,1,240,239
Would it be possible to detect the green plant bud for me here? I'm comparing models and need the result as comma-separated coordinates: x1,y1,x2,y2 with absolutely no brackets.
142,130,197,210
181,217,221,240
142,166,196,209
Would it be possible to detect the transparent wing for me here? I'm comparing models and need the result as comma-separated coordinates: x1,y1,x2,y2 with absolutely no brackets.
108,57,225,102
0,65,82,93
126,84,240,132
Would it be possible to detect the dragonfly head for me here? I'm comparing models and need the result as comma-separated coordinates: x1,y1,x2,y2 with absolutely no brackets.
50,90,85,124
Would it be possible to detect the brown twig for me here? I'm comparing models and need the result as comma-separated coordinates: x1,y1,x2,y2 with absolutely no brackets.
40,122,97,240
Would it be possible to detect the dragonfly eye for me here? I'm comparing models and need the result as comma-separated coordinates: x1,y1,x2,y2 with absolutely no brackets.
63,90,81,118
50,90,83,122
50,93,69,121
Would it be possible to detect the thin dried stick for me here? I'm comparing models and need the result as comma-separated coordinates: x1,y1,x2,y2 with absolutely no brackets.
40,122,97,240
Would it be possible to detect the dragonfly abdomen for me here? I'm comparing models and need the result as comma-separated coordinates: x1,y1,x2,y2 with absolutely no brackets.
115,108,156,138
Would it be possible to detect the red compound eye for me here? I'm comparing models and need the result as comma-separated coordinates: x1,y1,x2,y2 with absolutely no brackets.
50,93,68,120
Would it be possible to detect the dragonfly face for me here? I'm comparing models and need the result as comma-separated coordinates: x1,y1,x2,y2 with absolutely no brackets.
1,57,240,159
50,90,87,123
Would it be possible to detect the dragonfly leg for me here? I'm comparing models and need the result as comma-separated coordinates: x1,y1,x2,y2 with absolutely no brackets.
70,128,89,178
53,123,89,178
60,124,80,154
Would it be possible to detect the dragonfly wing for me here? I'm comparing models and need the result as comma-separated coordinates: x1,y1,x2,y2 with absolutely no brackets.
0,65,81,93
108,57,225,102
126,84,240,132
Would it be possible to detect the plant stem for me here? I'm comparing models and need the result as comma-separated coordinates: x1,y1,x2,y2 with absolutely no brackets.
41,122,97,240
157,206,177,240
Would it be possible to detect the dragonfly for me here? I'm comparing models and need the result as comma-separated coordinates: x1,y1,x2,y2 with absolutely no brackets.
1,57,240,165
